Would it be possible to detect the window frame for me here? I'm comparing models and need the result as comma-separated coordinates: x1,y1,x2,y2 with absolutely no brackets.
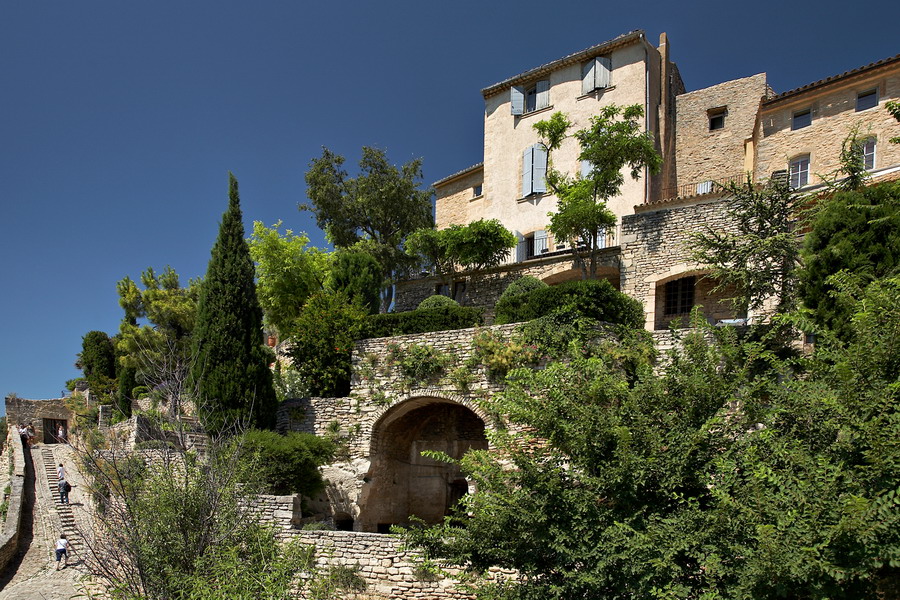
472,184,483,198
789,155,810,189
708,107,727,131
663,276,695,317
861,137,876,170
792,108,812,130
856,89,878,112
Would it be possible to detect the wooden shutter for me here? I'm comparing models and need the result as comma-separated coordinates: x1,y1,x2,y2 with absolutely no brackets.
580,159,592,178
535,80,550,110
533,230,548,255
515,232,526,262
532,145,547,194
522,146,533,196
596,56,611,89
582,60,596,95
511,86,525,115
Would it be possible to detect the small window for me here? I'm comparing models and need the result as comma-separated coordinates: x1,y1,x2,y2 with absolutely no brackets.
511,80,550,115
452,281,467,303
472,184,483,197
856,89,878,112
581,56,611,94
792,109,812,130
789,155,810,189
861,138,876,170
435,283,450,297
664,277,695,316
708,108,726,131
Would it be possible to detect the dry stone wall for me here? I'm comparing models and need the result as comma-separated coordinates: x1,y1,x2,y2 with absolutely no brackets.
0,429,26,573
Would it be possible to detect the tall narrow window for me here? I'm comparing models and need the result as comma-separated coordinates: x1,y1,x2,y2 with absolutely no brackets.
861,138,876,170
789,155,810,189
664,277,695,316
856,89,878,112
792,109,812,130
522,144,548,196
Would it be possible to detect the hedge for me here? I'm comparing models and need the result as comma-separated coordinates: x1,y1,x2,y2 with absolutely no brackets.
360,305,484,339
418,294,459,310
498,275,548,303
494,279,643,328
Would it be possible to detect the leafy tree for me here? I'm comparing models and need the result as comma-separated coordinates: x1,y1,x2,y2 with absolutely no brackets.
248,220,329,336
534,106,661,279
326,248,382,315
690,178,805,316
239,429,334,495
191,173,277,432
887,100,900,144
799,180,900,339
407,219,516,284
287,291,366,397
78,330,117,399
302,146,433,312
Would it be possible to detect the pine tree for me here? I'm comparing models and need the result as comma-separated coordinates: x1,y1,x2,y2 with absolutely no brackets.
191,173,276,432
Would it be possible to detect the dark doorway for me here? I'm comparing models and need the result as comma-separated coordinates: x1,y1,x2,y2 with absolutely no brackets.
42,419,68,444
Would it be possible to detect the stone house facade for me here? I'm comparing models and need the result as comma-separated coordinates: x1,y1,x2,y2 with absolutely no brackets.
404,32,900,333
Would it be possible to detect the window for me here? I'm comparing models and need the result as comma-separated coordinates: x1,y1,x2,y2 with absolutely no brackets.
856,89,878,112
472,184,483,197
861,138,876,170
708,108,726,131
696,180,714,194
789,155,810,189
452,281,467,303
664,277,695,316
792,109,811,130
511,80,549,115
581,56,611,94
435,283,450,297
522,144,548,196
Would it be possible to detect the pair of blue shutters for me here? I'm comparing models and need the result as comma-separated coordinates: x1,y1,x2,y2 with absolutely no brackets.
522,144,547,196
510,80,550,116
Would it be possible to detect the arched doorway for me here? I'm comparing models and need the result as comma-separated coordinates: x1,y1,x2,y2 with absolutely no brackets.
358,398,488,532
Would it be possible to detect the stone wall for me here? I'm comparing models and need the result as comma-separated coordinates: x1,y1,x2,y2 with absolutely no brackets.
756,66,900,185
0,428,27,573
674,73,768,190
5,396,74,444
435,166,484,230
241,493,302,540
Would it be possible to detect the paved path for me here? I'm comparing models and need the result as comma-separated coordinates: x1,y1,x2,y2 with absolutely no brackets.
0,443,92,600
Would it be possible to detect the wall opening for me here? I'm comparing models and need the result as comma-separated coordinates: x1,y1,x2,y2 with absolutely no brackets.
653,273,745,330
42,418,68,444
359,398,488,532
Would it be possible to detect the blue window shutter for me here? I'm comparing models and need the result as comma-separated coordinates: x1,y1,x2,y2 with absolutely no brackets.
511,86,525,115
596,57,611,89
522,146,533,196
534,229,548,255
515,232,526,262
532,145,547,194
535,80,550,110
580,159,592,178
582,61,596,95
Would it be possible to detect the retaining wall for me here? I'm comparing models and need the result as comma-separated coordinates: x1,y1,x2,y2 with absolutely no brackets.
0,428,26,572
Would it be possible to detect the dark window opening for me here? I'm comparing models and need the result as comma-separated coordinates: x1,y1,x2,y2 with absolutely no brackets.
435,283,450,297
452,281,467,303
792,109,811,130
856,89,878,112
335,518,354,531
377,523,393,534
472,184,482,197
664,277,695,316
708,108,726,130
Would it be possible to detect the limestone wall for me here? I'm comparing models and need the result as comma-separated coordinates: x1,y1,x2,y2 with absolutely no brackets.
5,396,74,443
0,429,27,572
435,166,484,229
241,493,302,540
756,66,900,185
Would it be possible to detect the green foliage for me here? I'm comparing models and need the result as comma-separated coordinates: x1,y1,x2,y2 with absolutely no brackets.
190,174,277,433
799,180,900,340
302,146,433,312
494,278,643,327
535,105,661,278
470,330,539,381
360,305,484,339
248,220,329,335
404,278,900,599
691,177,805,314
888,100,900,144
418,294,459,310
497,275,548,303
272,362,306,402
407,219,517,284
326,247,382,315
238,429,334,495
80,330,117,398
288,291,367,397
384,342,453,388
65,377,86,392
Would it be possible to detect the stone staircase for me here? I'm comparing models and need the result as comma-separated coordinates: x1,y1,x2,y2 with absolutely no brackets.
40,447,80,557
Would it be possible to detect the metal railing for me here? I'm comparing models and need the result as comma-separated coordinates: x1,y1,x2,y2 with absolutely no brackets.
660,173,747,201
503,227,619,265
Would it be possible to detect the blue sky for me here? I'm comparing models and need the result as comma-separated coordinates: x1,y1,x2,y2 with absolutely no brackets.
1,0,897,404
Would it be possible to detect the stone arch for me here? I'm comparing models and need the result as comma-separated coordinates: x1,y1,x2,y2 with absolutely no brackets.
357,392,489,532
644,264,744,330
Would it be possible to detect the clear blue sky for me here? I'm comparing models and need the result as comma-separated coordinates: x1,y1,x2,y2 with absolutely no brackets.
1,0,897,404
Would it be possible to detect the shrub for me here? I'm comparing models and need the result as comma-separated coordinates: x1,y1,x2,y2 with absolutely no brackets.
360,305,483,339
494,279,643,327
418,294,459,310
498,275,548,303
385,343,452,387
240,429,334,496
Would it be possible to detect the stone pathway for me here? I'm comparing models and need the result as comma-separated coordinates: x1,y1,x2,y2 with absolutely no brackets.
0,443,92,600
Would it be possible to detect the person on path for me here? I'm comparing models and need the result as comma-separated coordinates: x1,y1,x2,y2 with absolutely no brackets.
57,463,66,482
57,424,65,443
59,476,70,505
55,534,68,570
25,423,35,447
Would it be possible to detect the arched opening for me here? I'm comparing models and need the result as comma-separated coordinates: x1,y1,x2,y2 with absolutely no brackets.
358,398,488,532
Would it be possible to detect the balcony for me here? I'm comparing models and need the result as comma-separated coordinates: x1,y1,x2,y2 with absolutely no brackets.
660,173,746,201
504,227,619,265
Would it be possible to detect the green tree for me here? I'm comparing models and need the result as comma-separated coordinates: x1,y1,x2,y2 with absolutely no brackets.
799,180,900,339
302,146,433,312
327,248,382,315
534,106,661,279
690,178,805,316
406,219,516,286
239,429,335,495
248,220,329,336
78,330,117,400
887,100,900,144
191,173,277,433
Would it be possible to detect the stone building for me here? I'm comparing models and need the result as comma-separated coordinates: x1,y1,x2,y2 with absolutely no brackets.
399,32,900,333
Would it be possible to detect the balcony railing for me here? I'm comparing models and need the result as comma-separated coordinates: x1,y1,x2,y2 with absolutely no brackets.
660,173,747,201
503,227,619,265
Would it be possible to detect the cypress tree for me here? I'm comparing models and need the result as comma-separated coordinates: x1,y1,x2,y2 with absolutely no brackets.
191,173,276,432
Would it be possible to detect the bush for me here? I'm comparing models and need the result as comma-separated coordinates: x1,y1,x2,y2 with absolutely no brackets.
360,305,483,339
418,294,459,310
498,275,548,303
494,279,643,327
240,429,334,496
